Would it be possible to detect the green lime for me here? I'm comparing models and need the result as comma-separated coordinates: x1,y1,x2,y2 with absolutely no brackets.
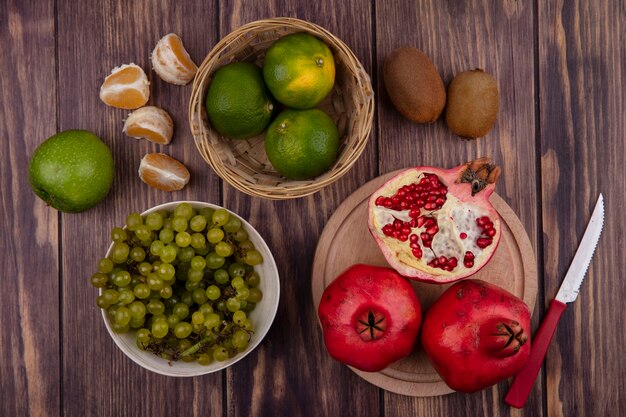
28,129,115,212
205,62,275,140
263,32,335,109
264,109,340,180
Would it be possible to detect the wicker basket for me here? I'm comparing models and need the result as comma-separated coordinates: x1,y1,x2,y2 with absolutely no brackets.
188,17,374,200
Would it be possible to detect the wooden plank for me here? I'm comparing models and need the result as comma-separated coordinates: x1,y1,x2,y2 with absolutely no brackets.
538,1,625,416
56,1,223,416
0,1,60,417
375,0,541,415
218,1,380,416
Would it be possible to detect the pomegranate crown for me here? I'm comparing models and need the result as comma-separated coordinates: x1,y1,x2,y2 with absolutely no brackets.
457,157,501,196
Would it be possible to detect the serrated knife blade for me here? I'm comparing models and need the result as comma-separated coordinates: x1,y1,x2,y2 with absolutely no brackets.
505,193,605,408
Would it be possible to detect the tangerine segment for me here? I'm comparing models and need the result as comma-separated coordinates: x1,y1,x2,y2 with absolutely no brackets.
123,106,174,145
100,63,150,109
151,33,198,85
138,153,190,191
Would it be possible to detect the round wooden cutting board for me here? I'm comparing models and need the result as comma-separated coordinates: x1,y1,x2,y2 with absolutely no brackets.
311,171,538,397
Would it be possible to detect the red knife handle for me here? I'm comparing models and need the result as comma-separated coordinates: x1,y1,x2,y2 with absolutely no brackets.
505,299,567,408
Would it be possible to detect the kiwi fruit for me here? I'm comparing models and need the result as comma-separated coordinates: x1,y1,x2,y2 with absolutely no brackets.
383,47,446,123
445,69,499,139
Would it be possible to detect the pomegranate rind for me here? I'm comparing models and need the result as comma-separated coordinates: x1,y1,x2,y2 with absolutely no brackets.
368,165,501,284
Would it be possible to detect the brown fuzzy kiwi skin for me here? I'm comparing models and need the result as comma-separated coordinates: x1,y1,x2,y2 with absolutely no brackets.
445,69,500,139
383,47,446,123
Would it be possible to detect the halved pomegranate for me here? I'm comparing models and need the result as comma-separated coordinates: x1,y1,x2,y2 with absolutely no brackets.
368,157,502,283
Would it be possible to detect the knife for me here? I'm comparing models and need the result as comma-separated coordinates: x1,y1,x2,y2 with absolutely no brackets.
505,194,605,408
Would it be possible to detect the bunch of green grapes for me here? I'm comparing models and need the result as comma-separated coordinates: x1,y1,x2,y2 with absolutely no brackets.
90,203,264,365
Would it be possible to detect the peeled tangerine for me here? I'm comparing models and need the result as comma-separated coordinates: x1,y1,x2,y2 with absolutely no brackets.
138,153,190,192
368,157,502,283
151,33,198,85
123,106,174,145
99,63,150,109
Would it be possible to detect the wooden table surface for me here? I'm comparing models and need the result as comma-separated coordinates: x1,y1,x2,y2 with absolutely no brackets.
1,1,624,416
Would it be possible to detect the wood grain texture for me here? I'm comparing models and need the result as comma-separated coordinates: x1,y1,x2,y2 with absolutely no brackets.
219,1,379,416
375,0,541,416
57,1,222,416
0,2,60,417
538,1,625,416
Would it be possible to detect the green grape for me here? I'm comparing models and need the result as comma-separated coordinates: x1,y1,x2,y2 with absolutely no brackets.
112,322,130,334
115,307,132,326
126,212,142,231
216,300,227,312
107,304,120,317
178,246,195,263
244,250,263,266
135,225,152,242
175,231,192,247
173,303,190,319
129,301,147,319
157,263,175,280
190,255,206,271
102,289,120,304
231,276,245,290
180,291,194,306
138,262,152,276
145,212,164,231
152,319,169,339
137,328,151,343
111,227,128,242
160,245,178,263
118,289,135,305
150,240,165,256
189,215,207,232
213,346,228,361
239,300,248,310
223,216,242,233
112,270,131,287
215,241,234,257
243,319,254,331
110,242,130,264
159,228,174,244
166,314,180,328
97,258,114,273
206,228,224,243
174,202,194,219
205,285,221,301
192,288,208,304
174,322,193,339
206,252,225,269
192,323,204,335
248,288,263,303
172,216,188,232
228,263,246,279
186,268,204,283
159,285,173,299
89,272,108,288
96,295,109,309
147,299,165,316
190,233,206,249
232,310,246,325
231,330,249,349
162,216,174,229
198,303,213,316
232,228,248,242
130,246,146,262
133,283,151,299
129,316,145,329
197,353,212,366
204,313,221,329
147,274,165,291
236,287,250,301
246,271,260,287
191,311,205,325
239,240,255,252
212,269,227,285
140,237,154,247
212,209,230,226
194,245,210,257
226,297,241,312
185,280,201,291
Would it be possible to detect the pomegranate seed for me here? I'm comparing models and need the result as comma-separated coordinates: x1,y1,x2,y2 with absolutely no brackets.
486,228,496,237
464,260,474,268
483,222,493,231
423,240,432,248
410,219,418,227
420,178,429,185
412,249,423,258
424,202,436,210
477,237,492,248
427,195,436,203
409,209,420,219
409,234,419,243
459,232,467,239
429,259,439,267
397,190,406,197
417,216,427,227
439,256,447,265
393,219,402,229
398,234,408,242
464,251,475,260
435,197,446,206
476,216,489,227
401,226,411,235
410,242,420,249
391,230,400,238
383,198,393,208
423,218,436,228
400,201,408,209
444,265,454,271
415,199,425,208
420,233,430,242
448,257,458,267
426,226,439,235
392,197,400,204
375,196,385,206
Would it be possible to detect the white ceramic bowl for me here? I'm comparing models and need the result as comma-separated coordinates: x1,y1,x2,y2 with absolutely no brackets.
100,201,280,377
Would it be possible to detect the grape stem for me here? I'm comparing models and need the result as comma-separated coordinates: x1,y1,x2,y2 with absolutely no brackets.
181,337,211,357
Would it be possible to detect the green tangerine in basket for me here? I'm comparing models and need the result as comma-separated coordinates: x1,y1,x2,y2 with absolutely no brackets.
90,202,264,365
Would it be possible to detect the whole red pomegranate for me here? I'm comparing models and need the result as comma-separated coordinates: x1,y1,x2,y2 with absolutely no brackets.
317,264,422,372
368,157,502,283
421,279,531,393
